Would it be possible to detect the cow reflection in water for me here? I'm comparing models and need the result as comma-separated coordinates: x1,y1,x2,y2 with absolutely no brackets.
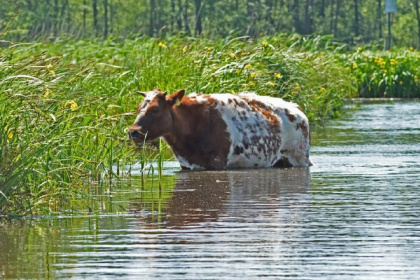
132,168,310,227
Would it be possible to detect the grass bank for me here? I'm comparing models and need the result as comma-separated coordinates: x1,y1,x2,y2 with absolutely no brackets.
1,34,415,216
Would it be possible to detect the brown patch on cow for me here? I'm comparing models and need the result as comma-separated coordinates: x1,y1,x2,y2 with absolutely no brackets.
285,109,297,122
162,95,231,170
243,98,279,125
296,122,309,139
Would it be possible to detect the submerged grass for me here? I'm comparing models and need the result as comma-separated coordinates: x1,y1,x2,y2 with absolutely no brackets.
2,34,415,216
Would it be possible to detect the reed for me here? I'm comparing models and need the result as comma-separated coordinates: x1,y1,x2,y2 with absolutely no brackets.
0,35,363,215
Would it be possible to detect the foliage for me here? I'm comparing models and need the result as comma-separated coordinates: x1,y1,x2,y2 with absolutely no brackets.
343,47,420,97
0,35,355,215
1,0,420,48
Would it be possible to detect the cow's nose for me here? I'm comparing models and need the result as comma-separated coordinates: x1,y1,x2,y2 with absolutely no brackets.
128,130,140,139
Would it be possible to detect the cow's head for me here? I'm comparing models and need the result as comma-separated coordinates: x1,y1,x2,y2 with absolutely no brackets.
128,89,185,146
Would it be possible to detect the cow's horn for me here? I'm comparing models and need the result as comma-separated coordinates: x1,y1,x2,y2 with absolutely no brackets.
137,91,147,97
162,91,168,97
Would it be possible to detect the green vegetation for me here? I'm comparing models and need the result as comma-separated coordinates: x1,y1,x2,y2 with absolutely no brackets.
343,47,420,98
0,35,357,215
2,0,420,48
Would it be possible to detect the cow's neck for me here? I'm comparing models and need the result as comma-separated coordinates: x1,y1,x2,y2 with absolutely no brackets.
162,106,200,161
161,104,230,170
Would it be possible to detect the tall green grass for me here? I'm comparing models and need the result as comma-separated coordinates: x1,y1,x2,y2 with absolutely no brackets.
343,47,420,98
1,35,357,215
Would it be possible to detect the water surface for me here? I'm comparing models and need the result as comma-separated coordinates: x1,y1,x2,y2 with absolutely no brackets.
1,101,419,279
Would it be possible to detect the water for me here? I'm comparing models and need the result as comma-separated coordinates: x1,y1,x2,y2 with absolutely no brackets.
1,101,419,279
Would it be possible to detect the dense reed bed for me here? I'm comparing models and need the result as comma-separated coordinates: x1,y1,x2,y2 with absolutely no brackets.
0,35,417,216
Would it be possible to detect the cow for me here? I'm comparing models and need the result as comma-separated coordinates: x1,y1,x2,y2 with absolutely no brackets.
128,89,312,170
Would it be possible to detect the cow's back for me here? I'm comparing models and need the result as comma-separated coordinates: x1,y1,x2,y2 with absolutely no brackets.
189,92,310,168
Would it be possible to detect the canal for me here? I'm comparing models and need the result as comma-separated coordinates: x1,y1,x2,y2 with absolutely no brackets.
1,101,419,279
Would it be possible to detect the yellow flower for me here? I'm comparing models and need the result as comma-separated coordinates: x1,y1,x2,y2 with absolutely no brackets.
390,67,395,72
229,53,236,59
182,47,187,53
8,131,13,139
250,72,259,79
399,81,403,85
357,47,362,52
46,64,56,78
230,90,236,94
204,46,212,51
65,100,78,111
236,69,242,74
274,73,282,79
268,81,276,87
158,42,167,48
319,87,327,94
44,87,52,98
409,46,415,51
245,64,252,69
249,81,256,86
261,41,269,47
352,62,358,69
415,75,419,83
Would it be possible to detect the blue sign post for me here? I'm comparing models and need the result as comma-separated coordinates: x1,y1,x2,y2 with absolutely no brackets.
385,0,397,50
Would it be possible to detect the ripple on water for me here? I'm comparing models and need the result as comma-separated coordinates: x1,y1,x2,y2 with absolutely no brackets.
1,101,419,279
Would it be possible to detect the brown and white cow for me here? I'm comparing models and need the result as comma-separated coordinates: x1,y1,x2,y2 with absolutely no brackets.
128,89,312,170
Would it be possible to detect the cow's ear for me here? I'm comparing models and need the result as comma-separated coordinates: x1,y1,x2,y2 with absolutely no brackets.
167,89,185,106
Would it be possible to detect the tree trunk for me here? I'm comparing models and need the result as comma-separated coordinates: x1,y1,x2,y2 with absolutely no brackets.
415,0,420,47
320,0,325,17
194,0,203,35
104,0,108,39
110,0,113,34
60,0,69,34
170,0,176,32
333,0,340,36
304,0,312,34
149,0,155,36
354,0,359,37
183,0,190,35
54,0,59,36
92,0,98,37
292,0,300,33
377,0,382,39
176,0,183,31
330,0,334,34
83,0,87,31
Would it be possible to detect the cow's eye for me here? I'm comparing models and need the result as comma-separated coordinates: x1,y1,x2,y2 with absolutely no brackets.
151,107,160,114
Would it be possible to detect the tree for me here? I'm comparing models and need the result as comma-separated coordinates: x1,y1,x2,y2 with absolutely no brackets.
354,0,359,37
182,0,190,35
0,0,418,47
377,0,383,39
415,0,420,47
194,0,203,35
104,0,108,38
304,0,313,34
92,0,98,36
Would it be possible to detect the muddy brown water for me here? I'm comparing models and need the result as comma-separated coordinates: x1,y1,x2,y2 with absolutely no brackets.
1,101,419,279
